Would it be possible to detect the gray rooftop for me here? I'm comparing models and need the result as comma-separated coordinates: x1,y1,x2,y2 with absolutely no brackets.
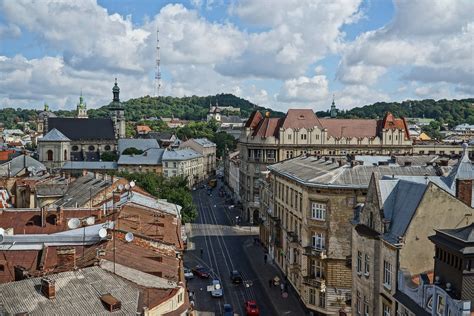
61,161,118,170
437,223,474,243
268,155,441,189
0,154,47,177
192,138,216,148
39,128,70,142
118,138,160,154
50,173,113,207
162,148,202,161
444,144,474,189
0,266,140,315
118,148,165,165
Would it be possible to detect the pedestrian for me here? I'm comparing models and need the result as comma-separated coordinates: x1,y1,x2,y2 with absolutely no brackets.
280,282,284,293
200,248,203,258
268,279,272,287
264,254,267,264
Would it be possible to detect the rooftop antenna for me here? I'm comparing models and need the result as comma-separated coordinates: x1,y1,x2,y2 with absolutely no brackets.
154,26,162,98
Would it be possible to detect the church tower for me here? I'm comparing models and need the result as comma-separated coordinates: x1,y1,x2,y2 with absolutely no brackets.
109,78,126,139
76,92,88,118
330,94,337,118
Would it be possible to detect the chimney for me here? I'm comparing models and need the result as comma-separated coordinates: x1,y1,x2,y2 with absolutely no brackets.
56,206,64,225
41,277,55,299
57,247,76,270
456,179,472,206
40,207,46,227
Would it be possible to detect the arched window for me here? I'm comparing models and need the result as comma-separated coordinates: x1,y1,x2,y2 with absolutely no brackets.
88,145,95,151
104,145,111,151
64,150,67,160
47,150,53,161
71,145,79,151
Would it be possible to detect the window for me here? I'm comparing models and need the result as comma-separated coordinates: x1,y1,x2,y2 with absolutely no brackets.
104,145,111,151
315,260,324,278
312,233,325,250
357,251,362,274
368,212,374,229
288,134,292,140
47,150,53,161
311,202,326,220
319,291,325,308
356,291,361,315
301,134,307,140
364,254,370,275
383,260,392,288
309,288,316,305
88,145,95,151
178,292,183,303
63,149,67,160
364,296,369,316
436,295,445,316
383,303,391,316
71,145,79,151
0,264,4,272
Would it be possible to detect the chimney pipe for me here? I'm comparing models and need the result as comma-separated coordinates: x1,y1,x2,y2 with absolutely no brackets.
56,206,63,225
456,179,472,206
41,277,56,299
41,207,46,227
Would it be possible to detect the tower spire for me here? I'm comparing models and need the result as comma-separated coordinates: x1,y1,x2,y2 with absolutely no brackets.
154,26,161,98
330,94,337,118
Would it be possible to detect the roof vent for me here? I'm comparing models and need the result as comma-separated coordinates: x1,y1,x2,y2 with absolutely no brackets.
100,294,122,312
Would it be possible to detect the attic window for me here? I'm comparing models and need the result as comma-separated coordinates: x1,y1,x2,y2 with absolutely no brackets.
0,264,4,272
299,115,305,119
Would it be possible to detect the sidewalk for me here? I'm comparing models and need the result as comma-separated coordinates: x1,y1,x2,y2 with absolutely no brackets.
242,240,309,316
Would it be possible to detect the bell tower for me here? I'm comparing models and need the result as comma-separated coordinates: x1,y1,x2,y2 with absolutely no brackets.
109,78,126,139
76,92,88,118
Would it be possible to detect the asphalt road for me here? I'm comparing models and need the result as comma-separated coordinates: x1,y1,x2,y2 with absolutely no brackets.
184,181,277,316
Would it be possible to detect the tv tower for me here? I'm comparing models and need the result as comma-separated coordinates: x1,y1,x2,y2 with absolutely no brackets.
154,26,161,98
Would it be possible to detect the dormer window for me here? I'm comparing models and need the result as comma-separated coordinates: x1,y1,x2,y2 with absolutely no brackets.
301,134,307,140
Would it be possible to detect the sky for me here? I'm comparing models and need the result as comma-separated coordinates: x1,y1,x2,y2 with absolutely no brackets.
0,0,472,112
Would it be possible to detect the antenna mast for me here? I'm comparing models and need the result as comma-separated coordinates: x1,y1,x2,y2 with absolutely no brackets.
154,26,162,98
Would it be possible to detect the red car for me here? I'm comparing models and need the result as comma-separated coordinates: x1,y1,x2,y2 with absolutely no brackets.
244,300,260,316
191,265,210,278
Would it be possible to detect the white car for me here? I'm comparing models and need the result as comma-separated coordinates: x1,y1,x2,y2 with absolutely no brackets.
211,279,223,297
184,267,194,280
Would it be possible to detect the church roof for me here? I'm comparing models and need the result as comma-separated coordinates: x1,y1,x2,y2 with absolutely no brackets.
47,118,115,141
40,128,70,142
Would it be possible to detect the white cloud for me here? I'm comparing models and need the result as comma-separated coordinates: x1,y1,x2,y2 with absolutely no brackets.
277,75,329,102
337,0,474,90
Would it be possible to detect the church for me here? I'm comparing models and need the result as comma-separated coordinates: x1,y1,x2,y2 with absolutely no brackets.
38,80,126,170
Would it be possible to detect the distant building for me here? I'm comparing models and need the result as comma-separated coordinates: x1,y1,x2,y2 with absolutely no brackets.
180,138,216,177
454,123,474,134
36,103,56,134
38,80,125,168
117,148,165,174
135,124,151,135
148,132,181,148
76,93,88,118
206,100,241,123
224,151,240,202
162,149,204,187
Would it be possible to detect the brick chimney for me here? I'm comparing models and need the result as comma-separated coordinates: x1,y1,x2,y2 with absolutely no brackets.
41,277,55,299
456,179,472,206
57,247,76,270
56,206,64,225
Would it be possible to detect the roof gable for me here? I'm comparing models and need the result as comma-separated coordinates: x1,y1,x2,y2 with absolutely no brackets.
40,128,70,142
320,118,379,138
281,109,322,129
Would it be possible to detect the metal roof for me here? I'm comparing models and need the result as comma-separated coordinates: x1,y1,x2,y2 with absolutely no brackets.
48,117,116,141
162,148,202,161
192,138,216,148
0,266,140,315
117,148,165,165
40,128,71,142
0,154,47,177
61,161,118,170
118,138,160,154
437,223,474,243
105,191,182,217
268,155,440,189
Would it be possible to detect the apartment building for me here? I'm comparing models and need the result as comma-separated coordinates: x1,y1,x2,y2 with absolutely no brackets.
351,148,473,316
180,137,216,177
223,150,240,202
239,109,413,222
261,154,443,315
162,148,204,187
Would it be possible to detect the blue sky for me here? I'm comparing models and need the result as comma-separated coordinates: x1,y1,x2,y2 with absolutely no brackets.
0,0,472,111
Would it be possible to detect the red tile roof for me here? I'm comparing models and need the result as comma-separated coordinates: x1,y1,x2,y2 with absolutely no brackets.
320,119,379,138
281,109,323,129
382,112,410,139
251,117,282,138
245,111,263,128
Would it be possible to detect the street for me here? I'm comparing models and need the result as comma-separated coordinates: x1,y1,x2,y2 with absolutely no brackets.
184,179,308,316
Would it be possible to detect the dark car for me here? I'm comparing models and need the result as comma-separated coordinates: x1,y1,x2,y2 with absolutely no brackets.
223,304,233,316
244,300,260,316
192,265,210,278
230,270,243,284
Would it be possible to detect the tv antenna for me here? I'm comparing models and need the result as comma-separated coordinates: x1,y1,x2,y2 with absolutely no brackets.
154,26,162,98
125,232,134,242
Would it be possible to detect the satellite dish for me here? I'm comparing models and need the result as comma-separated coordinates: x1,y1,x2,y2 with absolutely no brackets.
125,232,134,242
67,218,81,229
118,184,124,191
85,216,95,225
130,181,135,188
98,228,107,238
124,184,130,190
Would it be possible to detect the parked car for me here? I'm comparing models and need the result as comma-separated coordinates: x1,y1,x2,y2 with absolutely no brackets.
210,279,223,297
184,267,194,280
223,304,233,316
192,265,210,278
244,300,260,316
230,270,243,284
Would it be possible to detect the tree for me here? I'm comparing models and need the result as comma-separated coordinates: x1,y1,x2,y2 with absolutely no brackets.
122,147,144,155
101,151,118,161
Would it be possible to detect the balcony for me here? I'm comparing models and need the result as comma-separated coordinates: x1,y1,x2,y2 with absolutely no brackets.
288,261,301,273
304,246,325,257
307,218,327,229
303,275,325,288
